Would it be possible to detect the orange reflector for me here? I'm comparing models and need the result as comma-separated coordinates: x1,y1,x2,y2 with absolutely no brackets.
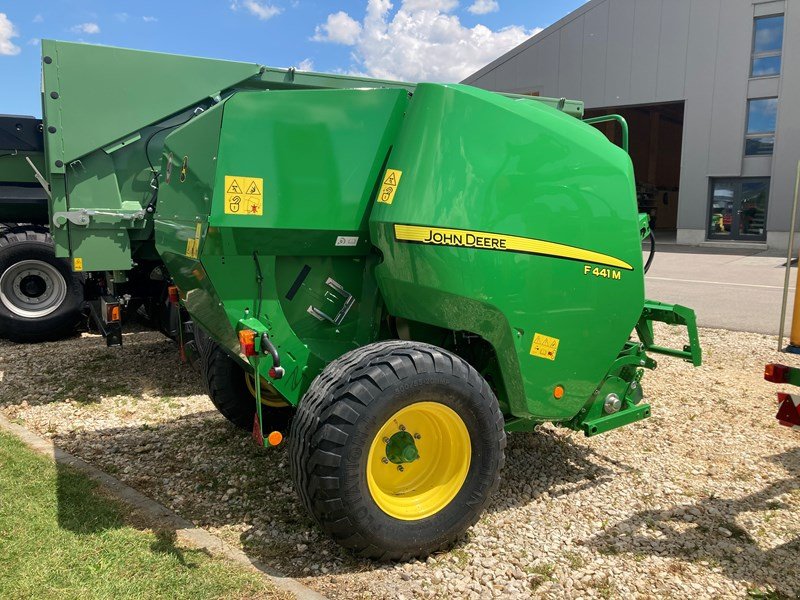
109,305,121,322
765,363,791,384
553,385,565,399
167,285,180,304
238,329,257,357
267,431,283,446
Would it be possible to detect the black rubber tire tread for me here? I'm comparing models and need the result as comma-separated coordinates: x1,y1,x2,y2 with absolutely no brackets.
289,340,506,561
0,226,83,342
199,336,293,432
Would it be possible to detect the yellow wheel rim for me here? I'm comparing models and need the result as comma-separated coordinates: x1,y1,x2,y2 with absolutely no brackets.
366,402,471,521
244,372,289,408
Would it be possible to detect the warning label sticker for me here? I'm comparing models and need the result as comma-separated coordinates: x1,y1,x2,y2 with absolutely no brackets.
224,175,263,216
73,257,83,272
376,169,403,205
530,333,560,361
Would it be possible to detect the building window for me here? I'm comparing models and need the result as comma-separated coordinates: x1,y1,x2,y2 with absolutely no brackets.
745,98,778,156
708,178,769,241
751,15,784,77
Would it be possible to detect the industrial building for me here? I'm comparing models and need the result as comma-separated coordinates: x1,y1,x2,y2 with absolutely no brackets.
464,0,799,250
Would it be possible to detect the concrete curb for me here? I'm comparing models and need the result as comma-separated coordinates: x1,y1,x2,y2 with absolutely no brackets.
0,413,326,600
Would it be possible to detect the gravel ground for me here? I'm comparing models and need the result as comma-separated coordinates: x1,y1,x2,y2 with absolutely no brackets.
1,324,798,599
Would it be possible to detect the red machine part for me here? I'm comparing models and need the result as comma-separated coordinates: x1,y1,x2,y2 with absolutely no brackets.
764,364,800,429
776,393,800,429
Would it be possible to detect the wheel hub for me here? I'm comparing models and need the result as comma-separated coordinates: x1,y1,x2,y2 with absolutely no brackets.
385,431,420,464
0,259,68,318
20,274,47,298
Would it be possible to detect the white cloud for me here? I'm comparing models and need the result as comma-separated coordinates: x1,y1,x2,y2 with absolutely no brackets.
298,58,314,71
143,16,158,23
71,22,100,34
312,0,537,82
0,13,21,56
313,11,362,44
32,14,44,24
468,0,499,15
231,1,282,21
28,38,40,46
115,12,129,22
402,0,458,10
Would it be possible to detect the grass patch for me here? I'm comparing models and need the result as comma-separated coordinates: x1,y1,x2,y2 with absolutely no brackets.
748,587,793,600
525,562,555,591
562,551,584,569
525,562,554,578
0,431,287,600
449,548,470,568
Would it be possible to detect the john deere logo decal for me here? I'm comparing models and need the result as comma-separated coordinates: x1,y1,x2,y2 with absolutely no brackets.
393,224,633,271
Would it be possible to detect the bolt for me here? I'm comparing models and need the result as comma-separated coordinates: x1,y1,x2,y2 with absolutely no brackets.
604,393,622,415
381,457,389,464
397,465,404,472
639,360,646,366
414,433,421,440
399,424,406,431
383,437,390,444
631,381,638,389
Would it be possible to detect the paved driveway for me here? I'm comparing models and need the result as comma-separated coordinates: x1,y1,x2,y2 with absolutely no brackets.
645,243,795,337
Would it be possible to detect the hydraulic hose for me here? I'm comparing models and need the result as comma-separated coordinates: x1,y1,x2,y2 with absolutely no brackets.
644,231,656,273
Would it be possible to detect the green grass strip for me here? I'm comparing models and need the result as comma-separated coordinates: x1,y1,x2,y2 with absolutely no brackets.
0,431,287,600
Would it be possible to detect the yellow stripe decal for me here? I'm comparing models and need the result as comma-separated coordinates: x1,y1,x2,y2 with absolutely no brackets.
393,224,634,271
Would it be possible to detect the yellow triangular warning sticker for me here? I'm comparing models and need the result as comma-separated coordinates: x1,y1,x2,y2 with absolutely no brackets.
384,172,397,186
246,181,261,195
227,179,242,194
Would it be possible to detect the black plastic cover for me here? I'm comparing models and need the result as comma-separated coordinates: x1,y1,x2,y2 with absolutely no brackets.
0,115,44,152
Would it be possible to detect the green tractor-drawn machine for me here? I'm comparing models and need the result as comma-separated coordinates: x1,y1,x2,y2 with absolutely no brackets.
0,41,702,559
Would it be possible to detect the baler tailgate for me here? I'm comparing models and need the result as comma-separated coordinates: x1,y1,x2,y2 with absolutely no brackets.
636,300,702,366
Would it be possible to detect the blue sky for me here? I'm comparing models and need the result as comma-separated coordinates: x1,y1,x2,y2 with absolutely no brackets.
0,0,587,117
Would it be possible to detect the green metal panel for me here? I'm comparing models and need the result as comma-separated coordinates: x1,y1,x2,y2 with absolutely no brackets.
40,40,261,167
370,84,644,421
209,89,408,234
155,88,409,404
0,151,43,184
0,151,48,223
38,40,263,264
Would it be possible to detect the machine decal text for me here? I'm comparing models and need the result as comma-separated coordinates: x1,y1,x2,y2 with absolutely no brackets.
584,265,621,280
394,224,633,270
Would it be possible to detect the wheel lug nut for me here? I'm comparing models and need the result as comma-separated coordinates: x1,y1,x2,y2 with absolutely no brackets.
414,433,421,440
399,424,406,431
383,437,390,444
397,465,404,472
381,457,389,464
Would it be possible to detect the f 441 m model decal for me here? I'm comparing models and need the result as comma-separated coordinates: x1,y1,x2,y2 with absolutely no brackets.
393,224,634,271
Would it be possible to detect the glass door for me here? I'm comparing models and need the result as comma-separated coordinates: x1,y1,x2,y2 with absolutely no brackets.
708,178,769,241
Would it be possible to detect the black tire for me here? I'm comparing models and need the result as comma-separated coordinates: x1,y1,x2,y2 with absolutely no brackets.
199,336,293,432
289,340,506,560
0,226,83,343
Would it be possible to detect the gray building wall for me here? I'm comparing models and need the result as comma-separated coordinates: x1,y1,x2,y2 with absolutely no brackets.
463,0,799,250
